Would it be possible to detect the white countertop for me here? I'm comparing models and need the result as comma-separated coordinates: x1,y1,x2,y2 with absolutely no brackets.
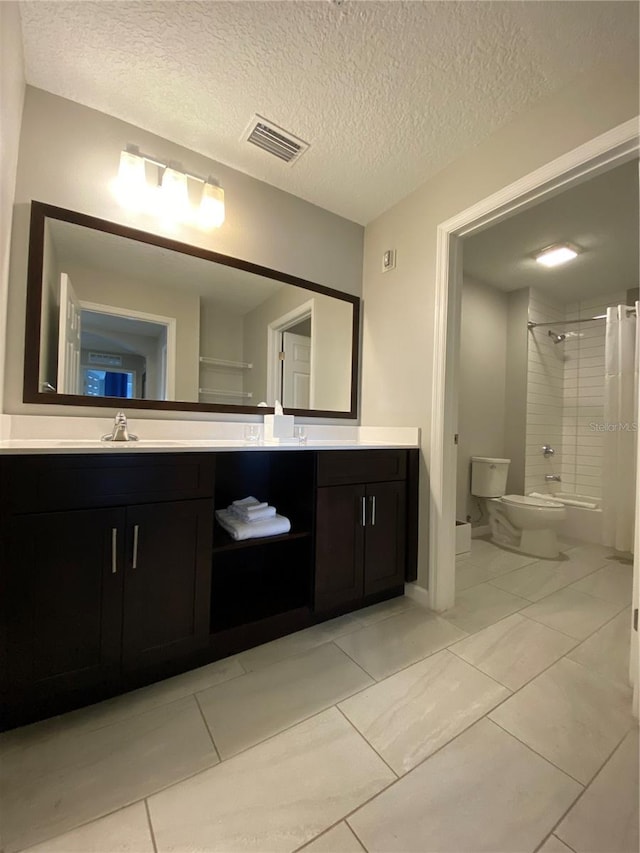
0,437,418,454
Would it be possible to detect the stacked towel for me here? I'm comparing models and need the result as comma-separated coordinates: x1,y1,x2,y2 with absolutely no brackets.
215,508,291,541
230,497,276,522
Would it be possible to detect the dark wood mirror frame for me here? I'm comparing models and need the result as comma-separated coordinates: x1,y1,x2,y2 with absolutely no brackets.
23,201,360,418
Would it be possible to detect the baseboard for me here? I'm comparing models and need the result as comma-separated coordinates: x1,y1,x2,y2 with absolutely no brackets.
404,581,430,609
471,525,490,538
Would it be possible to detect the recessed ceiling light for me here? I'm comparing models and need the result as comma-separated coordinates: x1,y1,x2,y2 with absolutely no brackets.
535,243,580,267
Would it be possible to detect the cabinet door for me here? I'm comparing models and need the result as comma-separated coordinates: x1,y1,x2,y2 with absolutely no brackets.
2,508,124,699
315,485,365,612
121,499,212,671
364,481,406,597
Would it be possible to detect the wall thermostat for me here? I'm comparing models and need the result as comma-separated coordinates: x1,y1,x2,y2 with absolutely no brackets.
382,249,396,272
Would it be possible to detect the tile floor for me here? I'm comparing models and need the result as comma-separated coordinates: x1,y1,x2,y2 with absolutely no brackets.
0,538,637,853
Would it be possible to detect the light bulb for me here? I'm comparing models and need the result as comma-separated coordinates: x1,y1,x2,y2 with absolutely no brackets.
160,167,190,222
198,182,225,229
113,149,148,211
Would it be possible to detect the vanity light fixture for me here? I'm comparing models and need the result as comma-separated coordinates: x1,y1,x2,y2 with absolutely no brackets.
114,146,225,229
534,243,580,268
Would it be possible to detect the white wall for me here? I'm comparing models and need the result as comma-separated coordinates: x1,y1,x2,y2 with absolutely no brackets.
504,288,529,496
5,87,363,420
361,61,639,587
456,277,508,524
0,3,26,422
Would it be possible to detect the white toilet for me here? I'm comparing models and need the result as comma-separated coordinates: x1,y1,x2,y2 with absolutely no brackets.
470,456,566,559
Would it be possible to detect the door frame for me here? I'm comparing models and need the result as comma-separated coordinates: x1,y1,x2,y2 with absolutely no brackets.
429,117,640,615
266,299,315,407
78,300,177,401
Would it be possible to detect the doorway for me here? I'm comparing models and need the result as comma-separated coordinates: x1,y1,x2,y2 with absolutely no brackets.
267,300,315,409
429,117,639,711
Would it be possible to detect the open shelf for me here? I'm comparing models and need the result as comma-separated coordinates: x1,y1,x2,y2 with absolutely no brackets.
212,525,311,553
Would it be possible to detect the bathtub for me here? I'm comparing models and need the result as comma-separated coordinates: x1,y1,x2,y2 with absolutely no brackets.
529,492,602,544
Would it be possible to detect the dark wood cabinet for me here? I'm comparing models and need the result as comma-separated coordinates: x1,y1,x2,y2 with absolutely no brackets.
314,451,411,613
121,499,212,671
3,508,124,699
0,453,215,727
0,447,417,729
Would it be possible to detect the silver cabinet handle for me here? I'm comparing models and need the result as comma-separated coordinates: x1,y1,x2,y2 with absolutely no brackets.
361,496,366,527
132,524,139,569
370,495,376,526
111,528,117,574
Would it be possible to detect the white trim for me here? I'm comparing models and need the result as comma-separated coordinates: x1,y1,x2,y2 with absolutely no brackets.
404,581,430,610
78,300,177,401
266,299,315,407
429,117,639,612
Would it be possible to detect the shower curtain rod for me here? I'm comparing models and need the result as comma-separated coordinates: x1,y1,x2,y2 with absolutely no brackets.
528,307,637,329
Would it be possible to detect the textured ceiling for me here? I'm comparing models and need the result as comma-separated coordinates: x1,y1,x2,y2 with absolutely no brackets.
18,1,639,224
463,159,640,303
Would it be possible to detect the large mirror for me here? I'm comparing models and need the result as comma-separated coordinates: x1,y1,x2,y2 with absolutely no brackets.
24,202,360,417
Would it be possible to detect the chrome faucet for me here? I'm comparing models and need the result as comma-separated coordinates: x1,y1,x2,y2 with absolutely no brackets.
102,411,139,442
545,474,561,482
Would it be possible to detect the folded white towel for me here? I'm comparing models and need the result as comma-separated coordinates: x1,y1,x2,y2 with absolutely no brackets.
231,505,277,522
215,509,291,541
231,496,267,509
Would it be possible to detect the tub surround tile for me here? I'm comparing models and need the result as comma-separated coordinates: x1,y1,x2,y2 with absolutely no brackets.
338,650,509,774
450,613,577,690
1,696,218,853
556,728,639,853
569,563,633,607
147,708,395,853
19,803,154,853
567,608,632,689
489,658,634,784
301,823,366,852
348,718,581,853
197,643,373,758
334,608,466,681
441,583,528,634
488,554,607,602
522,587,624,639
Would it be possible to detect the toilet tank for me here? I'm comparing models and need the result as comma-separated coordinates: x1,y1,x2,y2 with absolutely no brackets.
471,456,510,497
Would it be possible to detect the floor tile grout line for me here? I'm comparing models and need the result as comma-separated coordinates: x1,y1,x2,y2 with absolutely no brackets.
0,663,250,756
487,715,589,787
334,704,400,780
535,724,637,851
519,595,632,645
533,834,578,853
237,601,419,674
345,819,370,853
144,799,158,853
193,693,221,763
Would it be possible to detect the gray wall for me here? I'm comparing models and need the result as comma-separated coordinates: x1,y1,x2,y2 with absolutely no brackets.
4,87,364,419
0,3,25,422
456,277,508,524
504,288,529,496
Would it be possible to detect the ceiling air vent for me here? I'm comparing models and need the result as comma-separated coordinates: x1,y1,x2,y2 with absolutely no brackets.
242,115,309,165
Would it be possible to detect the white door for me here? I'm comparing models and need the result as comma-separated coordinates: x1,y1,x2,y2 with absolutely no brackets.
282,331,311,409
57,273,82,394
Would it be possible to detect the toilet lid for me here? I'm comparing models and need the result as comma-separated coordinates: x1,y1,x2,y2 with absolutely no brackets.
502,494,564,509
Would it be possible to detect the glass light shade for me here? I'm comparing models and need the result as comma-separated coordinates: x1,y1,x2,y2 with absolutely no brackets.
198,182,225,228
114,149,148,210
535,245,578,267
160,167,190,220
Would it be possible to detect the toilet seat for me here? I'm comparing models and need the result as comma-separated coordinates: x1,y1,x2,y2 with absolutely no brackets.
501,494,564,509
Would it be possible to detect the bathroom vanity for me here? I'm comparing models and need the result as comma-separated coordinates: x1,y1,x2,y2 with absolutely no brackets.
0,444,418,729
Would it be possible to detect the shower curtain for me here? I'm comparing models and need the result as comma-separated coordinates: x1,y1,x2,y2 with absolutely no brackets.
602,302,639,553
